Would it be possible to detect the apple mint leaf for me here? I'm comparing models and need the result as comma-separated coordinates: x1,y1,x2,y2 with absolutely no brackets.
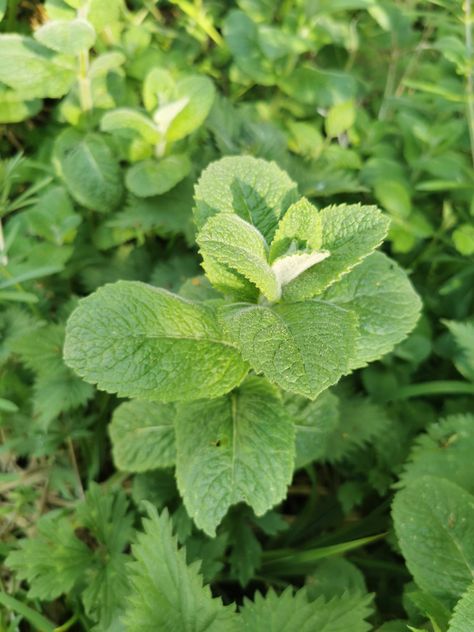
100,108,161,144
269,197,323,262
0,34,75,98
283,204,390,301
54,129,124,213
271,250,330,290
197,214,280,301
393,476,474,602
221,301,358,399
444,319,474,382
240,587,373,632
175,376,294,536
125,155,191,198
0,87,42,123
109,400,176,472
124,506,238,631
448,583,474,632
34,18,96,55
166,75,215,141
323,251,421,369
63,280,248,402
194,156,299,242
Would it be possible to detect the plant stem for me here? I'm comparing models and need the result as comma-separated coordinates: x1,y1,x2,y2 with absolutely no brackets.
465,0,474,167
0,220,7,266
391,380,474,400
78,50,93,113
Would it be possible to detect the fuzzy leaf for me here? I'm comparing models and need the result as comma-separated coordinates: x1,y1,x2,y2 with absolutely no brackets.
64,281,248,402
393,477,474,602
221,300,358,399
100,108,161,143
324,252,421,368
282,204,390,301
269,197,323,261
448,583,474,632
175,377,295,536
194,156,299,242
34,18,96,55
124,506,238,631
109,400,176,471
166,75,215,141
197,214,280,301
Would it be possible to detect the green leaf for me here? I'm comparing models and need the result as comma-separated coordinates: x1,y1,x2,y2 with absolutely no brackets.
0,87,41,123
25,185,81,245
279,65,358,108
64,280,248,402
194,156,299,243
175,376,294,536
197,214,280,301
269,197,323,262
448,583,474,632
452,224,474,256
0,593,54,632
444,320,474,382
221,300,358,399
166,75,215,141
100,108,161,143
34,18,96,55
240,587,373,632
125,155,191,198
282,204,390,301
0,34,75,98
325,100,356,138
54,129,124,212
124,506,238,631
323,252,421,369
393,477,474,602
109,400,176,471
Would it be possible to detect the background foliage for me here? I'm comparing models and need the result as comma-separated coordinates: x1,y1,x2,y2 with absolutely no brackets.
0,0,473,630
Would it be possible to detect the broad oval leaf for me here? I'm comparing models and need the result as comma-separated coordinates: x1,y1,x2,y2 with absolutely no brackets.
220,300,358,399
100,108,161,143
175,376,295,536
109,400,176,472
63,280,248,402
34,18,96,55
166,75,215,142
125,155,191,198
54,129,124,212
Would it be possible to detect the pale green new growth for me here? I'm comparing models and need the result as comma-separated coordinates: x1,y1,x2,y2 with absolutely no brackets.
324,251,422,369
175,377,294,536
197,214,280,301
282,204,390,301
448,583,474,632
109,400,176,472
221,301,358,399
269,197,323,261
393,477,474,602
124,506,238,631
100,108,162,143
63,281,248,402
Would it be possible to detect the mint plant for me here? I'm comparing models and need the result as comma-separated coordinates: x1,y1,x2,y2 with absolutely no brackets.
64,155,421,536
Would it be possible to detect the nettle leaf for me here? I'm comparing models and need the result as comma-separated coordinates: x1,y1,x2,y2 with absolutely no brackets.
285,390,340,469
240,587,373,632
125,155,191,198
323,251,421,369
166,75,215,142
197,214,280,301
54,129,124,212
282,204,390,301
221,301,358,399
194,156,299,242
393,476,474,602
175,376,295,536
399,414,474,494
0,34,75,98
34,18,96,55
100,108,161,144
109,400,176,472
124,506,238,631
63,280,248,402
448,583,474,632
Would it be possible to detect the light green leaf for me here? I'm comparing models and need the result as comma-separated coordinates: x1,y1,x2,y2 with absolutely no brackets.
283,204,390,301
125,155,191,198
221,300,358,399
272,251,330,290
269,198,323,262
124,506,238,631
452,224,474,256
166,75,215,142
100,108,161,143
109,400,176,472
142,67,175,111
448,583,474,632
325,100,356,138
34,18,96,55
54,129,123,212
0,88,42,123
323,251,421,368
197,214,280,301
64,280,248,402
175,376,294,536
240,587,373,632
444,320,474,382
0,34,75,98
393,477,474,602
194,156,299,242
